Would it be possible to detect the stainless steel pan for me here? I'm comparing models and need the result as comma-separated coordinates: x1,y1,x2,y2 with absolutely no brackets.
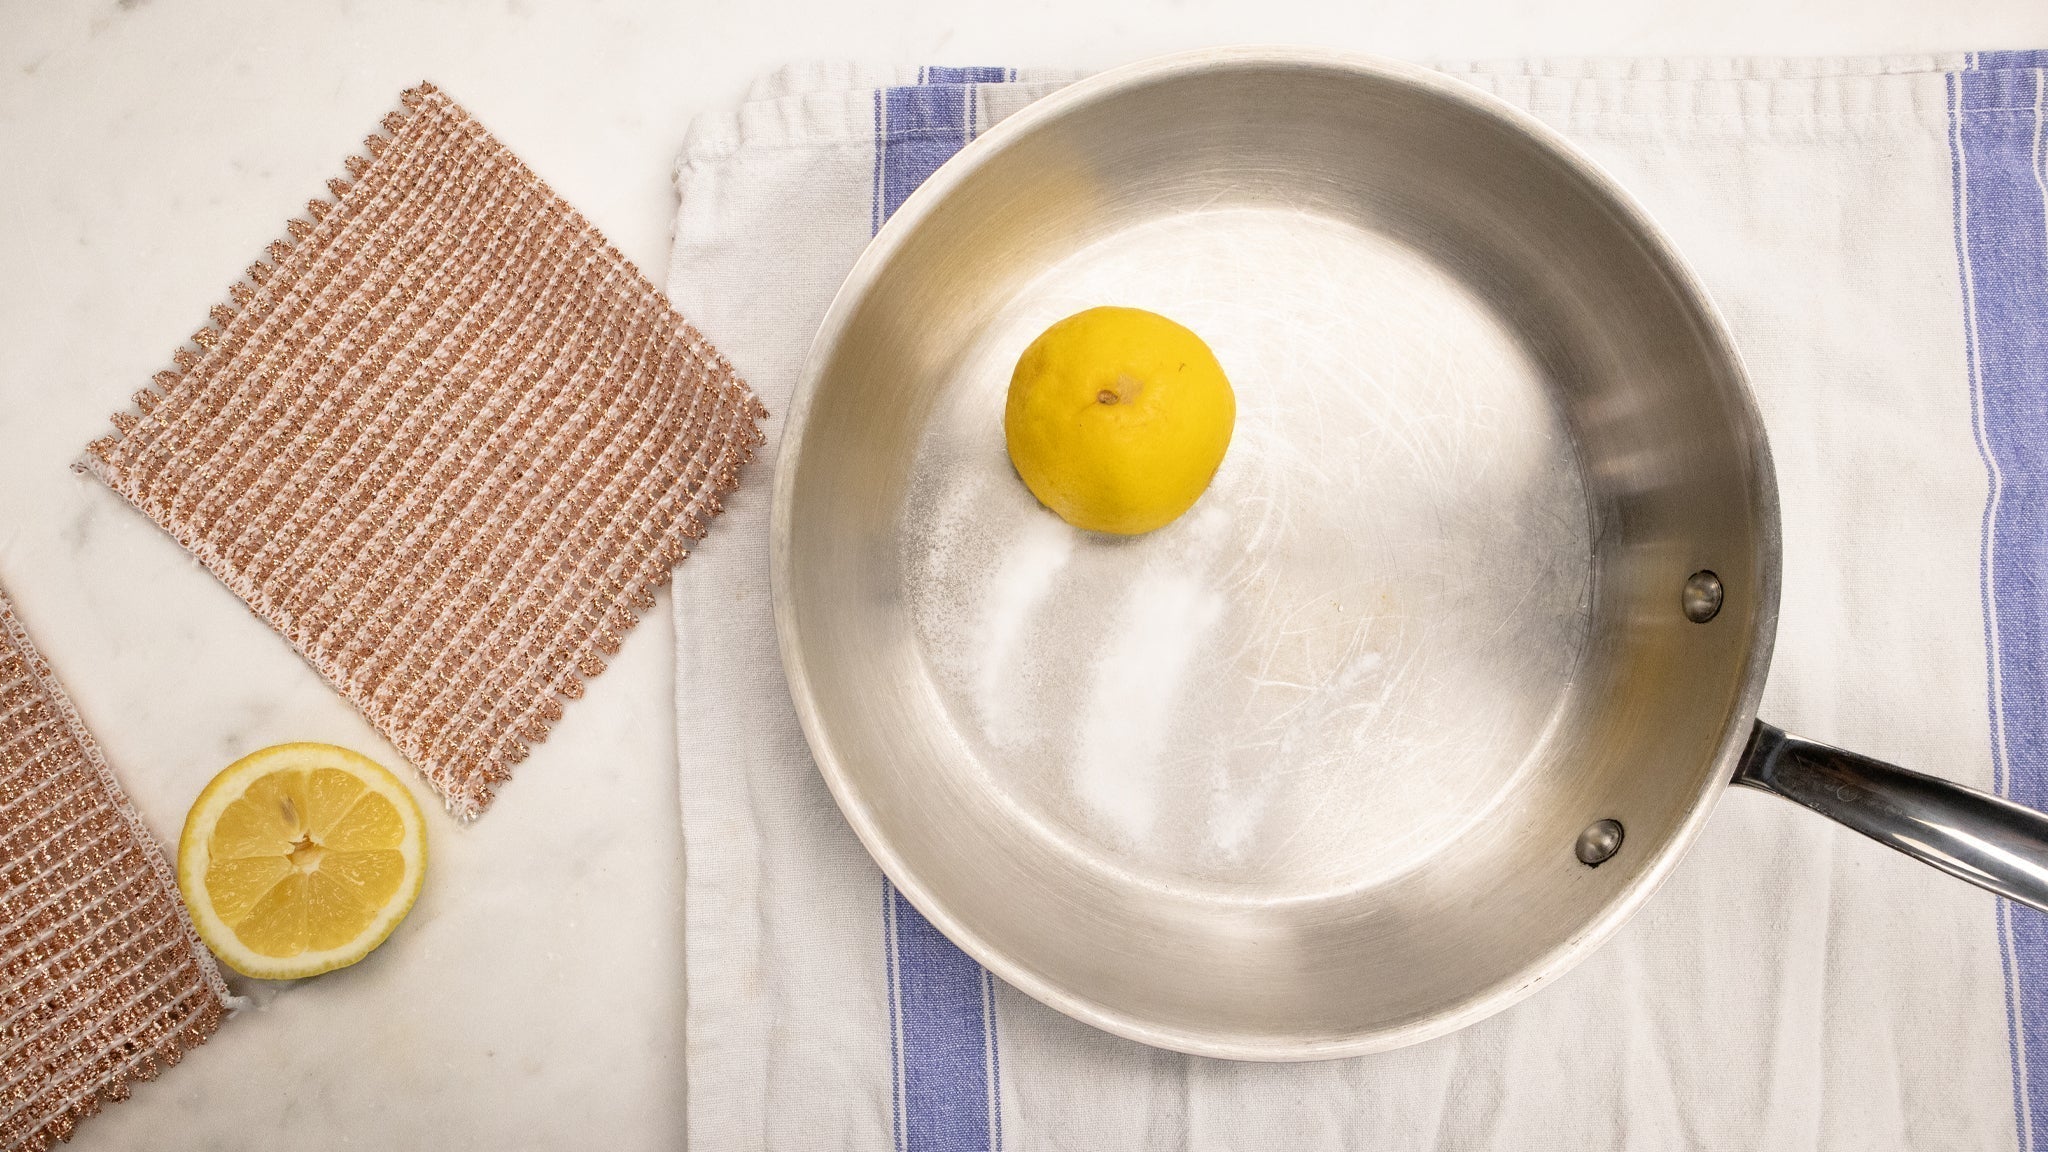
770,48,2048,1060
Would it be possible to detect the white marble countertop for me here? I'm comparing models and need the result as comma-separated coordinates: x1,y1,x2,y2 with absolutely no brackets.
3,1,2045,1148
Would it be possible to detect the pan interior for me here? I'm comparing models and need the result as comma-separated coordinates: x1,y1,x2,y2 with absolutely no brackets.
780,53,1772,1057
900,207,1593,897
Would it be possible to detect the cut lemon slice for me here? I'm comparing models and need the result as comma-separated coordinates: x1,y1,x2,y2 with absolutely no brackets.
178,743,427,979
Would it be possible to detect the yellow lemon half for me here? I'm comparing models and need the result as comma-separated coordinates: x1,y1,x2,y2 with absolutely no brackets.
177,743,426,979
1004,306,1236,535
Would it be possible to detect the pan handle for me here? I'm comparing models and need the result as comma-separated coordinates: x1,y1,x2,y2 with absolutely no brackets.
1736,721,2048,912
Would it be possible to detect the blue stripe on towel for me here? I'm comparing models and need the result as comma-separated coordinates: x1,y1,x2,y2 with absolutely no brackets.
887,883,1001,1152
1951,59,2048,1152
924,66,1014,86
879,81,977,223
1975,51,2048,73
875,69,1008,1152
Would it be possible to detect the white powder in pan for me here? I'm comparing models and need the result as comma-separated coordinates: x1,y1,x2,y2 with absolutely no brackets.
973,514,1073,748
1071,567,1225,845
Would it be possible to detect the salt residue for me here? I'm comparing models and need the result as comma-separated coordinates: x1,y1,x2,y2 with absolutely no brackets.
974,514,1073,747
1070,567,1226,846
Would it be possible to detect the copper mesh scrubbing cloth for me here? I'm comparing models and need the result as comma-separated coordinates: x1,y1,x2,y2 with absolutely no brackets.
0,584,233,1151
79,83,766,818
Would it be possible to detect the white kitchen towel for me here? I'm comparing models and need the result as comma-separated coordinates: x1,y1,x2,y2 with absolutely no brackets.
669,54,2048,1150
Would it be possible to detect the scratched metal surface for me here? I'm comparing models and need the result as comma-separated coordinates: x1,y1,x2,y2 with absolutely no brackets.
774,49,1779,1058
901,207,1593,895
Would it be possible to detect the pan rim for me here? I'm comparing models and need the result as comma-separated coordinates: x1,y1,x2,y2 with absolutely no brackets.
769,44,1784,1060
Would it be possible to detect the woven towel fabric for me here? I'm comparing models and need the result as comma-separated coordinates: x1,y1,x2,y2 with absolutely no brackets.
670,55,2048,1151
0,583,232,1152
80,83,766,819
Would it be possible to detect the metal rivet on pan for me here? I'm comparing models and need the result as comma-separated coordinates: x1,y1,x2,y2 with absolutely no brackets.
1575,819,1624,867
1682,570,1723,623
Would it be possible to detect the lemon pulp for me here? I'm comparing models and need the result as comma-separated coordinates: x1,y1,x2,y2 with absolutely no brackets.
177,743,426,979
1004,306,1236,535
